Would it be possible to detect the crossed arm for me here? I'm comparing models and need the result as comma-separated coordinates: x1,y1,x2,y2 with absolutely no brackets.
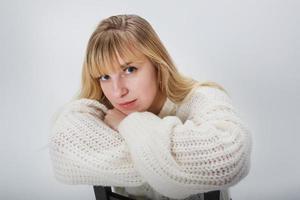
49,87,252,199
49,99,145,186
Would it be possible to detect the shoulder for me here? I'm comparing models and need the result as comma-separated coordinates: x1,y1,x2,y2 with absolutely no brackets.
174,86,233,120
181,86,232,106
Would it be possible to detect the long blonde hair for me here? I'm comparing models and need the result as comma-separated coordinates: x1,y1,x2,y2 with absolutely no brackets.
76,14,228,108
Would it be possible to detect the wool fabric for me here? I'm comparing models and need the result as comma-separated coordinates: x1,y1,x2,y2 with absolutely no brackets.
49,86,252,200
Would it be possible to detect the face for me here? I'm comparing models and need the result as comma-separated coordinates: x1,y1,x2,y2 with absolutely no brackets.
99,51,166,115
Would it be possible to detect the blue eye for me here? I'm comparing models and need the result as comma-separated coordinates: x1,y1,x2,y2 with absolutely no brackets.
124,66,137,74
99,75,110,81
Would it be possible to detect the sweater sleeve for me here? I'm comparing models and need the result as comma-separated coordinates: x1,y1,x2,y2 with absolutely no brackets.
117,87,252,199
49,98,145,186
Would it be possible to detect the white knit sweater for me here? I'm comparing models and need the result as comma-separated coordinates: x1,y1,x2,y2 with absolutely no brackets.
49,86,252,200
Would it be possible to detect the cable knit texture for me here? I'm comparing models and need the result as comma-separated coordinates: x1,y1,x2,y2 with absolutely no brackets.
49,86,252,200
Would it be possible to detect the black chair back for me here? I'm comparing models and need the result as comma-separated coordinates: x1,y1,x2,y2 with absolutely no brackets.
93,186,135,200
93,186,225,200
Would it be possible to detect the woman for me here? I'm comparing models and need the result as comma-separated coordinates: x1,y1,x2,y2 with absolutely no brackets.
49,14,252,200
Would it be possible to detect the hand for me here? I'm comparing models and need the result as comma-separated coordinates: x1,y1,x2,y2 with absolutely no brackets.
104,108,127,131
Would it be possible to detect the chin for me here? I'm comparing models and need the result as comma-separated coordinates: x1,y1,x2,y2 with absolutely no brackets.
117,105,146,115
118,108,133,114
120,110,134,116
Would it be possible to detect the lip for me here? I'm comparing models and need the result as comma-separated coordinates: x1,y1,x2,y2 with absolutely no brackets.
118,99,137,108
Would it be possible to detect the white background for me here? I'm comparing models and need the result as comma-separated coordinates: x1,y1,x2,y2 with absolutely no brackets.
0,0,299,199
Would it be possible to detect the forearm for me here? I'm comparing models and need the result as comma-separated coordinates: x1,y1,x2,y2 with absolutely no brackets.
49,99,145,186
117,88,252,198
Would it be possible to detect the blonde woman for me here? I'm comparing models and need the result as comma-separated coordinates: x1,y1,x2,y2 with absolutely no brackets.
49,14,252,200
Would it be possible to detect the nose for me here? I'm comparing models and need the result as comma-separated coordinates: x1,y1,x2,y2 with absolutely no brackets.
112,77,128,98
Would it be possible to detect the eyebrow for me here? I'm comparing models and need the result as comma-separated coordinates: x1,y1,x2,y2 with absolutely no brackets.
120,62,133,69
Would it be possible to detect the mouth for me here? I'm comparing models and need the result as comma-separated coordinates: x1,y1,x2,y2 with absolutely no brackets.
118,99,137,108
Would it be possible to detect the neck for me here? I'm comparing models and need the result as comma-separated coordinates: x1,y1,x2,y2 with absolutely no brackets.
148,91,167,115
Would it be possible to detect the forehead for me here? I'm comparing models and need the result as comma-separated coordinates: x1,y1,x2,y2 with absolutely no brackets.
116,50,145,66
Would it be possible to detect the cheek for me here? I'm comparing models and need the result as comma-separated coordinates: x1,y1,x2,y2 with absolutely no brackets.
135,72,158,102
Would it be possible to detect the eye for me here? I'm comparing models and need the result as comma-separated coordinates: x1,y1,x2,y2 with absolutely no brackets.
124,66,137,74
99,74,110,81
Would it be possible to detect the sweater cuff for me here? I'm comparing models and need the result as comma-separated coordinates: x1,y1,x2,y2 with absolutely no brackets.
117,112,181,155
117,111,170,149
117,111,161,137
